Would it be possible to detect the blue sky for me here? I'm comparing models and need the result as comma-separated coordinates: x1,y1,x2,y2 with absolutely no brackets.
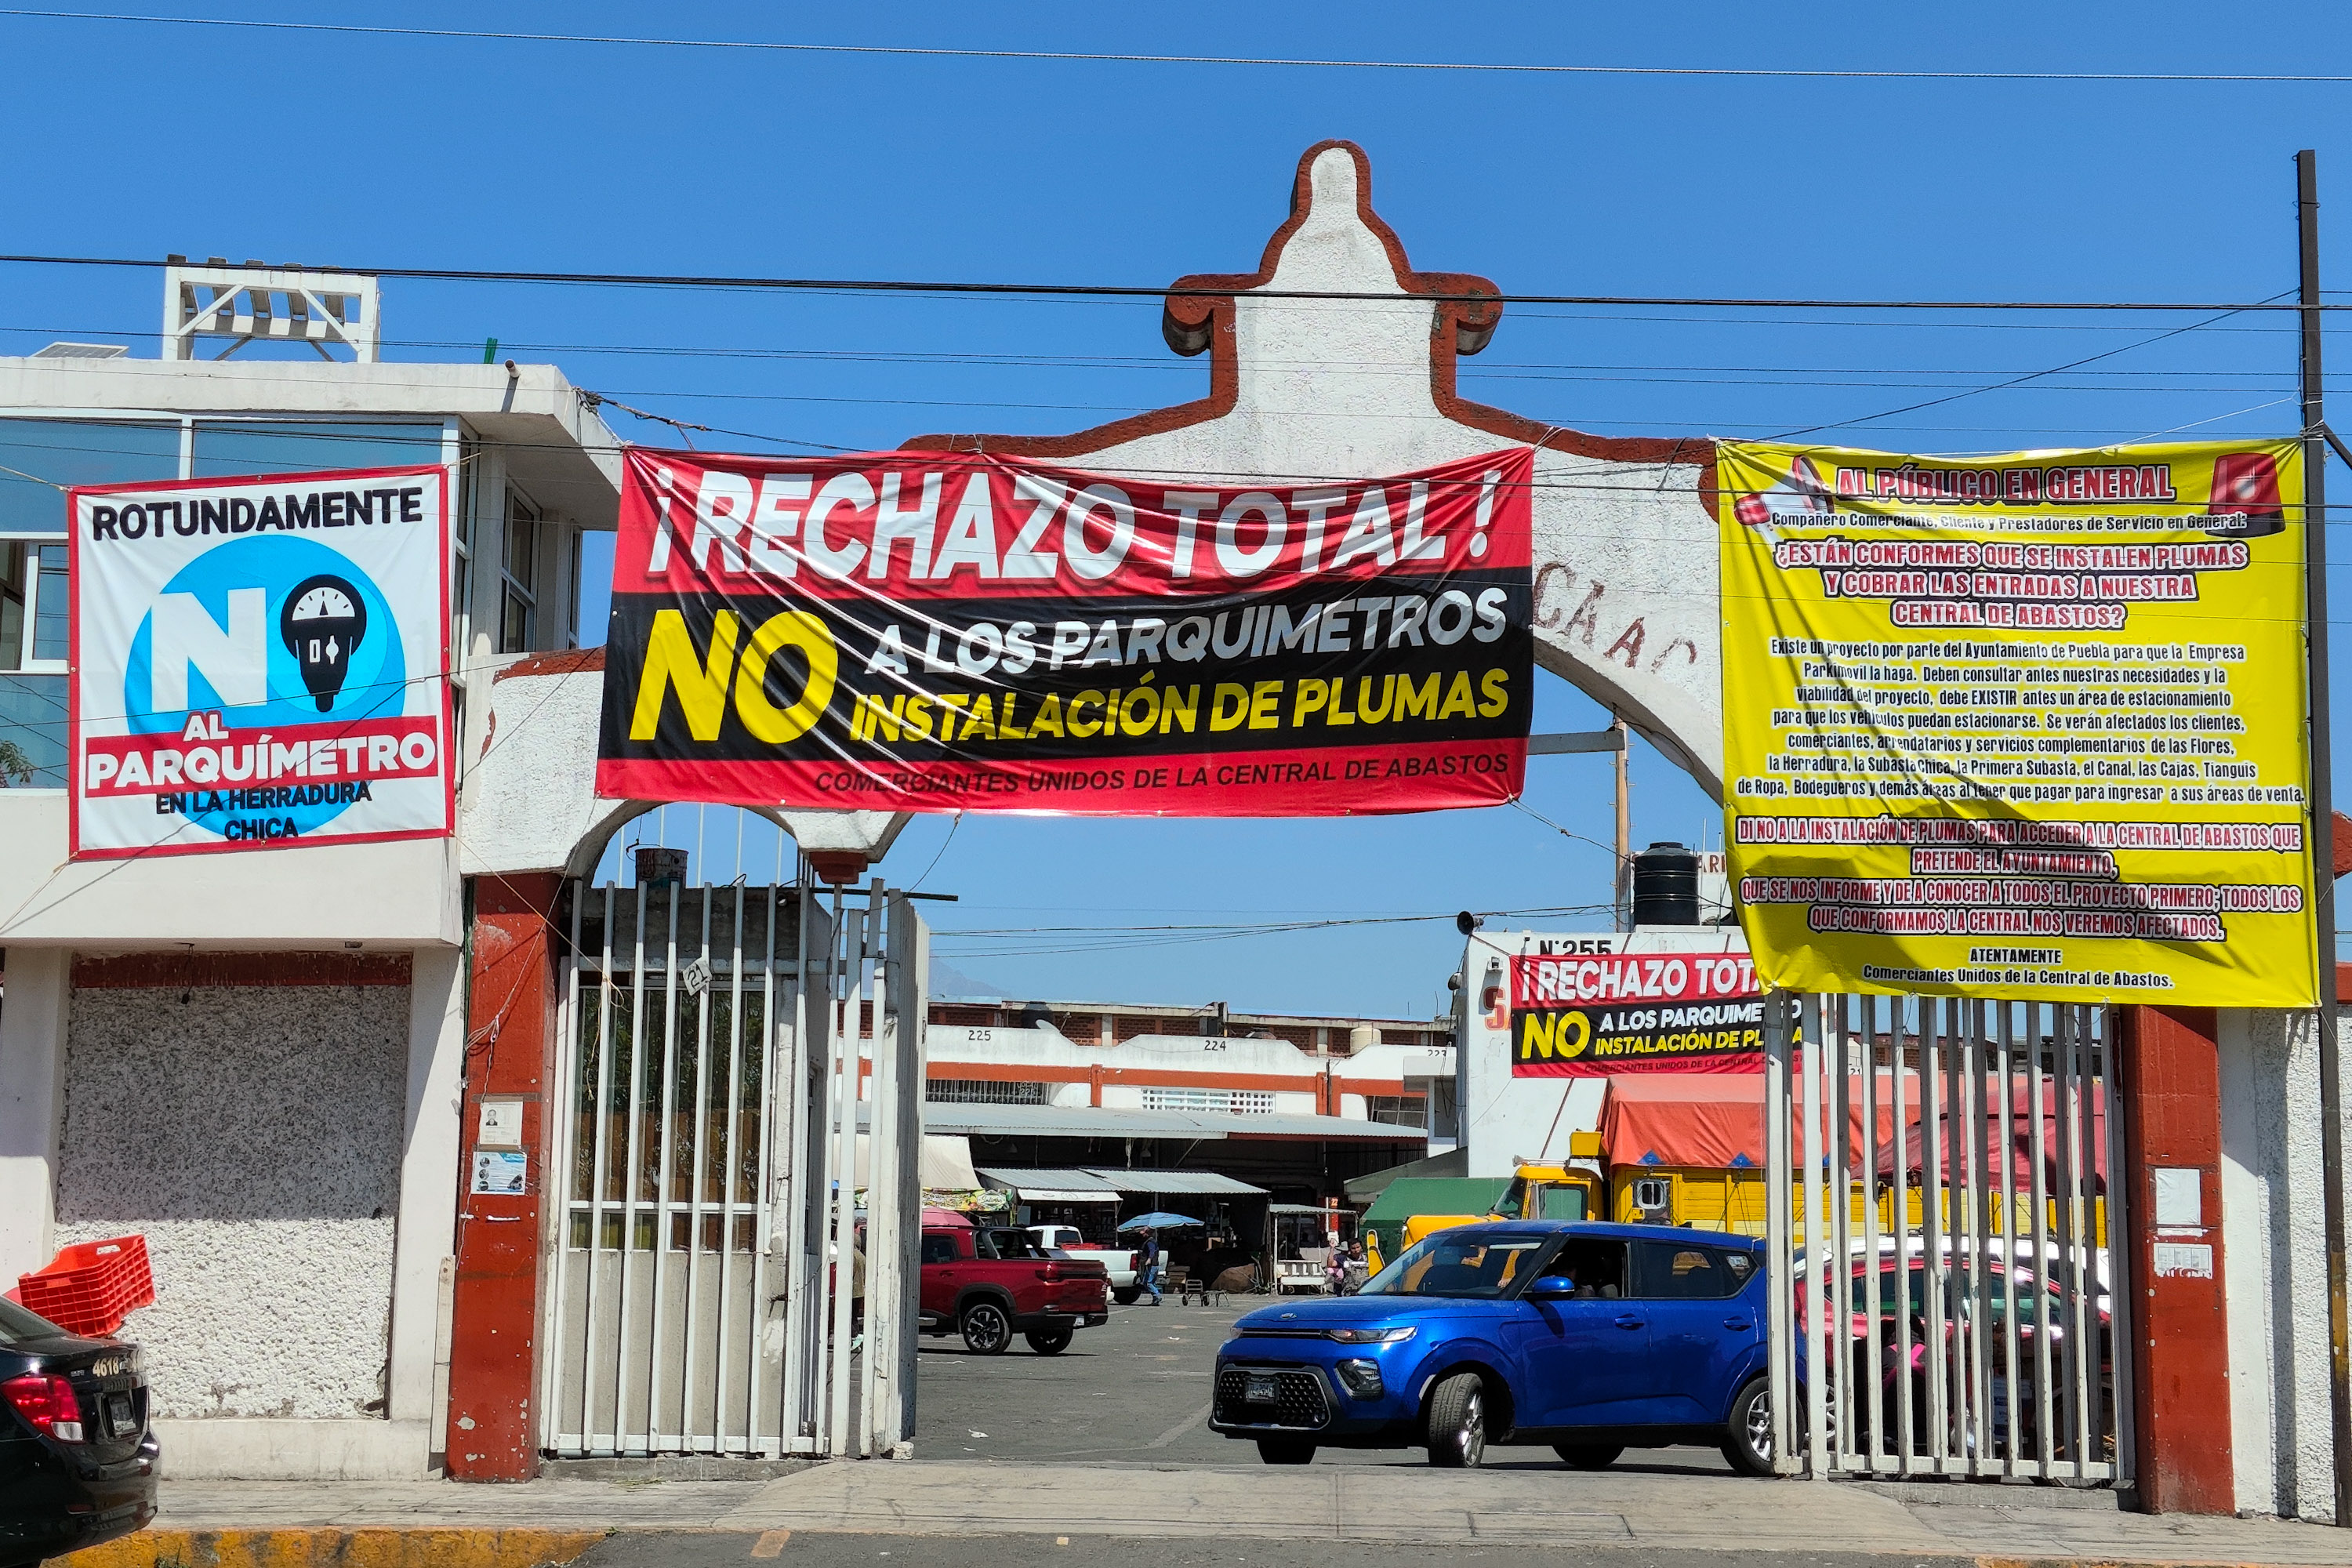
5,3,2349,1016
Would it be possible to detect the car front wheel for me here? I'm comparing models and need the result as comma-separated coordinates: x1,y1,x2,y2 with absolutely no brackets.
1426,1371,1487,1468
1025,1328,1074,1355
1113,1287,1140,1305
1258,1438,1315,1465
1722,1374,1775,1476
960,1300,1012,1355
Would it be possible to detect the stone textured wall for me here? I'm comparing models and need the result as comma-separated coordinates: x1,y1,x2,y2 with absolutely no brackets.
55,983,410,1420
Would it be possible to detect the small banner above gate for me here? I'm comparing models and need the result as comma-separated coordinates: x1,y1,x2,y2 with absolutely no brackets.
1719,438,2316,1006
1510,949,1766,1076
596,448,1534,815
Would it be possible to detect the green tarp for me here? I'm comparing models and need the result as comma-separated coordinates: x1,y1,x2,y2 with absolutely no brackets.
1360,1176,1512,1261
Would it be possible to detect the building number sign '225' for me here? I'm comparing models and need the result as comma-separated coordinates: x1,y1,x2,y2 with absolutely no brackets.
67,465,453,860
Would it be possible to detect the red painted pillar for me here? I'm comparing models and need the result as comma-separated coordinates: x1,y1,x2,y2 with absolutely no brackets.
445,873,563,1482
2116,1004,2234,1514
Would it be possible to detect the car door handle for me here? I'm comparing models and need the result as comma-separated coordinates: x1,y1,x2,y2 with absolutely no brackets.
1613,1314,1646,1330
1723,1317,1753,1330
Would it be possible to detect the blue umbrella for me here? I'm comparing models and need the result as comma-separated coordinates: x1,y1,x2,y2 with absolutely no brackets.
1118,1211,1205,1232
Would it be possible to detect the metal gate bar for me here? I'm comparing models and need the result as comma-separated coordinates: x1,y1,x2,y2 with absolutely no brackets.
1765,992,2126,1486
543,869,927,1460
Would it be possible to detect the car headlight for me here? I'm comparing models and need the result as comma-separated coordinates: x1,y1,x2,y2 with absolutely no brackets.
1324,1325,1416,1345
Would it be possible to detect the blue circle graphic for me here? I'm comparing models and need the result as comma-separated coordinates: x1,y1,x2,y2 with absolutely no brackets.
123,535,408,840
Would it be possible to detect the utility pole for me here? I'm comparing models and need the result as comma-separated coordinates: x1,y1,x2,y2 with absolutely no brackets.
2296,147,2351,1529
1613,714,1632,929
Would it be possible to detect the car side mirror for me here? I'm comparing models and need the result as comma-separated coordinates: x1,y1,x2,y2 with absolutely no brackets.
1529,1275,1577,1300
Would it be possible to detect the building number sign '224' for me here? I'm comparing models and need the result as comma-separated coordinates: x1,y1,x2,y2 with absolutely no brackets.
67,466,453,859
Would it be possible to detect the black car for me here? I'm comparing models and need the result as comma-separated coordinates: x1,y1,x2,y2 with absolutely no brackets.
0,1297,158,1567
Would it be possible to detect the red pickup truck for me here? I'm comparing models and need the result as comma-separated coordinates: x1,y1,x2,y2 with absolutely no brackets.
920,1225,1110,1355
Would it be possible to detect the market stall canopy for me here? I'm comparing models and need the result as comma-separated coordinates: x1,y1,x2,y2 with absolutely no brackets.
1119,1211,1207,1231
1091,1170,1266,1196
1871,1080,2109,1191
1600,1073,1926,1171
975,1168,1122,1203
854,1133,978,1189
870,1102,1425,1142
976,1167,1269,1200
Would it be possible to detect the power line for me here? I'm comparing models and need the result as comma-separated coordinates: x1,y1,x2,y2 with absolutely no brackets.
7,322,2329,379
5,9,2352,85
0,249,2346,314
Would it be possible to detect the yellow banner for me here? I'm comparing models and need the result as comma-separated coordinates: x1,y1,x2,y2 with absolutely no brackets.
1719,439,2315,1006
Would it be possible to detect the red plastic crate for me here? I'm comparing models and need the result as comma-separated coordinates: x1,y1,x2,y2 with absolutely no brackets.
16,1236,153,1338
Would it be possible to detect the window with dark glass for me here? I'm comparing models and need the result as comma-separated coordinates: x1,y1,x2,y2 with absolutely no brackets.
1633,1240,1741,1299
191,420,444,478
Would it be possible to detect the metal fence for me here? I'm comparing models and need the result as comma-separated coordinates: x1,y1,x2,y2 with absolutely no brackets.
540,871,926,1458
1762,993,2130,1485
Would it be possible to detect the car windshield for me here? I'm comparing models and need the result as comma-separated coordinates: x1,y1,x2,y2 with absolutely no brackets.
1359,1232,1548,1298
0,1297,67,1347
977,1229,1051,1260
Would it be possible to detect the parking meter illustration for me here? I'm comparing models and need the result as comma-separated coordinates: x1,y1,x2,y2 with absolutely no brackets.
279,574,369,712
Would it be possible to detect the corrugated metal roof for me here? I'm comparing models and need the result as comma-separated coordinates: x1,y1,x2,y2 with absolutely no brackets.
878,1102,1427,1142
1084,1169,1266,1196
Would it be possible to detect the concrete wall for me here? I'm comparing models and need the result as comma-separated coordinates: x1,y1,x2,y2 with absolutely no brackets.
0,793,462,948
54,982,410,1421
2220,1006,2344,1520
0,949,69,1283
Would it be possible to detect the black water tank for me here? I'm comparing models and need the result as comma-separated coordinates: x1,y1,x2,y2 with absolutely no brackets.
1632,841,1702,927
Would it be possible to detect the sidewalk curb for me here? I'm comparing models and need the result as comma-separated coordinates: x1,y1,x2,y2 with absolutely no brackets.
59,1527,609,1568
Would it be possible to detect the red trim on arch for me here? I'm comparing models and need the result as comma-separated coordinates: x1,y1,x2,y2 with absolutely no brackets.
898,140,1714,501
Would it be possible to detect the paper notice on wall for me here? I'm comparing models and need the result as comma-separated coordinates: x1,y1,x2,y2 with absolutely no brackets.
1719,439,2316,1006
470,1149,527,1196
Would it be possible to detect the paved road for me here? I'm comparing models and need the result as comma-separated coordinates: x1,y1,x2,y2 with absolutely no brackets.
909,1295,1741,1473
581,1536,1969,1568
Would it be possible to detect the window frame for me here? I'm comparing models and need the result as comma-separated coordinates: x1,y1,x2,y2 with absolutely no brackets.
499,484,541,655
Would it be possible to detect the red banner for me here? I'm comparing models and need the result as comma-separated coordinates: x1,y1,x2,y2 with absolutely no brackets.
596,448,1534,815
1509,952,1766,1077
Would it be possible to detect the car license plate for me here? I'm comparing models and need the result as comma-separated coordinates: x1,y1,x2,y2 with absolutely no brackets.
104,1394,136,1438
1245,1374,1278,1405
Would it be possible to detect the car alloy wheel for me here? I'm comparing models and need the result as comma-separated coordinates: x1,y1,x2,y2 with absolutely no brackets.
960,1301,1011,1356
1025,1329,1074,1356
1722,1375,1776,1477
1427,1371,1486,1468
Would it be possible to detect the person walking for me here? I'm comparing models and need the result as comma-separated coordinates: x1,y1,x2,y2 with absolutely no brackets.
1138,1228,1163,1306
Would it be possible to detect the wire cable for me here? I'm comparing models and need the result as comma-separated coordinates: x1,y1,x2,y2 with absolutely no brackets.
5,10,2352,85
2,249,2347,314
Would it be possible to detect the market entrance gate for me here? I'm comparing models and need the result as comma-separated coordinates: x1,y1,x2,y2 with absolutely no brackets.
538,872,927,1458
1760,995,2132,1486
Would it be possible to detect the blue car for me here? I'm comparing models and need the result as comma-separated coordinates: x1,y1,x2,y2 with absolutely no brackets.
1213,1221,1774,1472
